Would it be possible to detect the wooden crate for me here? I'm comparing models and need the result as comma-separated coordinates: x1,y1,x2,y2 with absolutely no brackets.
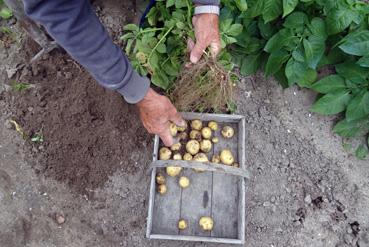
146,112,247,245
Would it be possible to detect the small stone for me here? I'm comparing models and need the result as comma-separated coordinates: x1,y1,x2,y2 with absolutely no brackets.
293,220,301,226
304,195,312,204
27,107,34,112
55,213,65,224
64,72,72,79
344,234,354,244
4,120,12,129
263,201,271,207
270,196,276,203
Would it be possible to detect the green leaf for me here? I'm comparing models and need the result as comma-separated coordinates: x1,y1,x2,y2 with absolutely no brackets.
120,33,135,41
125,39,134,55
326,8,355,35
227,24,243,36
235,0,248,11
249,0,265,17
123,24,139,31
0,7,12,19
166,0,175,8
264,28,295,53
285,58,317,87
310,90,352,115
333,118,369,137
282,0,299,17
303,35,326,69
156,43,166,53
308,17,327,39
283,12,308,30
310,75,346,94
265,50,290,76
148,51,159,70
274,66,289,88
220,18,233,33
339,30,369,56
335,62,369,84
346,91,369,121
151,70,170,89
263,0,283,23
240,54,261,76
258,19,275,39
355,145,368,160
357,56,369,68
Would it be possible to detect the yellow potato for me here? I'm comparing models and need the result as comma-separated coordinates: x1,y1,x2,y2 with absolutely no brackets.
221,126,234,138
177,121,188,132
159,147,172,160
171,142,181,151
166,166,182,177
208,121,218,131
211,154,220,163
189,130,202,141
200,139,212,153
169,123,178,136
178,219,188,230
199,216,214,231
173,153,182,160
155,173,166,185
191,119,202,130
211,137,219,143
183,153,193,161
193,153,209,162
201,127,212,139
157,184,167,194
179,176,190,188
186,140,200,155
220,149,234,165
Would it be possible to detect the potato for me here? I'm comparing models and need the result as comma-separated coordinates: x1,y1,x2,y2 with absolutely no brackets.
233,162,240,168
171,143,181,151
220,149,234,165
178,132,188,141
169,123,178,136
156,173,166,185
186,140,200,155
179,176,190,188
191,119,202,130
159,147,172,160
200,139,212,153
211,154,220,163
177,121,188,132
201,127,212,139
178,219,188,230
166,166,182,177
221,126,234,138
189,130,202,141
211,137,219,143
208,121,218,131
173,153,182,160
157,184,167,194
193,153,209,162
199,216,214,231
183,153,193,161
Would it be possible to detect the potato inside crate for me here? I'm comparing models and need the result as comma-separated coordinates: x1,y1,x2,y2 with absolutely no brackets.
148,115,245,243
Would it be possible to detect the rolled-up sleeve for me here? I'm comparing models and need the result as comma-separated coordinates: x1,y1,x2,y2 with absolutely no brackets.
23,0,150,103
193,0,220,5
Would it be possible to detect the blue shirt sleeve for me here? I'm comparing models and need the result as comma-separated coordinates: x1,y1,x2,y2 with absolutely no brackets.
23,0,150,104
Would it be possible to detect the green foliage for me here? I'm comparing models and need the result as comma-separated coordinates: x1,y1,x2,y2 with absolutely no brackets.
0,0,12,20
11,81,34,91
31,133,44,143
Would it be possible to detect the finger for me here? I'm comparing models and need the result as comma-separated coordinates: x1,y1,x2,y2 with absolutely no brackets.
190,41,208,64
210,40,221,58
159,129,174,147
169,111,185,127
187,39,195,53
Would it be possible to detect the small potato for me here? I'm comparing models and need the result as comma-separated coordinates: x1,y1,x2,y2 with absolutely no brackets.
200,139,212,153
179,176,190,188
166,166,182,177
178,132,188,141
177,121,188,132
178,219,188,230
201,127,212,139
220,149,234,165
157,184,167,194
156,173,166,185
183,153,193,161
173,153,182,160
233,162,240,168
208,121,218,131
186,140,200,155
159,147,172,160
191,119,202,130
189,130,202,141
221,126,234,138
199,216,214,231
211,137,219,143
193,153,209,162
211,154,220,163
169,123,178,136
171,143,182,151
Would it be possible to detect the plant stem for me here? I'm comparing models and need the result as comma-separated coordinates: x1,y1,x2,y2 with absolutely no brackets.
148,26,174,63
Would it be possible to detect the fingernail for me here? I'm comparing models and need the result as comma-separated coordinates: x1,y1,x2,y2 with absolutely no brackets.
190,55,198,64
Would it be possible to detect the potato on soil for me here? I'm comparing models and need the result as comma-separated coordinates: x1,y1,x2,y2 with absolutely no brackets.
166,166,182,177
208,121,218,131
189,130,202,141
191,119,202,130
169,123,178,136
178,219,188,230
156,173,166,185
220,149,234,165
179,176,190,188
159,147,172,160
157,184,167,194
183,153,193,161
211,154,220,163
171,142,181,151
186,140,200,155
199,216,214,231
200,139,212,153
221,126,234,138
173,153,182,160
201,127,212,139
211,137,219,143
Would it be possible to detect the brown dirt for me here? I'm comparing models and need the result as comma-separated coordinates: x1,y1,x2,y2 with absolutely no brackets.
4,38,152,194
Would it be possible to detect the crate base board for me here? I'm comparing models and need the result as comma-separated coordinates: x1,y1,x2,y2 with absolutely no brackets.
148,234,244,245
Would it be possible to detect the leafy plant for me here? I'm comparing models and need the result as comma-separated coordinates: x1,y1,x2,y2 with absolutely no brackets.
0,0,12,20
31,133,44,143
11,81,34,91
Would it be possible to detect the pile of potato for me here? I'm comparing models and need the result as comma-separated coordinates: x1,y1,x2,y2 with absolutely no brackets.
155,119,240,232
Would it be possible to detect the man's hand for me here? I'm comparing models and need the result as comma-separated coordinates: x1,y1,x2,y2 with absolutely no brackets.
189,13,221,64
137,88,185,146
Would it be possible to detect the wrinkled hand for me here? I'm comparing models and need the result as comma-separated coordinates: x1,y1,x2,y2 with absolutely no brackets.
189,13,221,64
137,88,185,146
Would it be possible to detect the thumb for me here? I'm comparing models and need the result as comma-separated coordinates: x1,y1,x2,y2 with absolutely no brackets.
190,41,207,64
169,111,185,127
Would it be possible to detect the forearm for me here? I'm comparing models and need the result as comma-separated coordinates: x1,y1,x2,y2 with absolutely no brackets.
23,0,149,104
